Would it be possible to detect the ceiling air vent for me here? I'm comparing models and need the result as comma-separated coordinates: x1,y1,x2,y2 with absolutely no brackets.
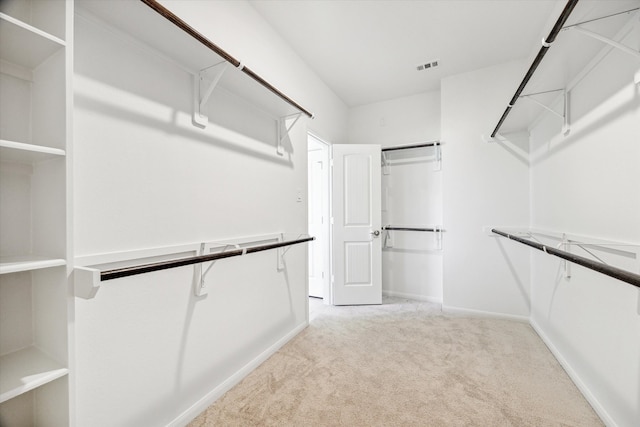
416,59,439,71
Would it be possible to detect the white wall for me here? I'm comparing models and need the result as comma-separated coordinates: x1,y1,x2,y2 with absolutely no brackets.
528,26,640,427
441,60,532,318
348,92,443,302
73,1,348,425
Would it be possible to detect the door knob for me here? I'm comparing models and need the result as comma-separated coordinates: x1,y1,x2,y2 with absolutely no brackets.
371,230,380,237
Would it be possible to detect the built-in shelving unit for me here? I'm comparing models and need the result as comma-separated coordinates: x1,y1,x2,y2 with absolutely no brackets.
0,12,66,69
491,0,640,138
0,346,69,404
0,0,72,424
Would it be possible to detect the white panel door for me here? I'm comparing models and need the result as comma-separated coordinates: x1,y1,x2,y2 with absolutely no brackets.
331,144,382,305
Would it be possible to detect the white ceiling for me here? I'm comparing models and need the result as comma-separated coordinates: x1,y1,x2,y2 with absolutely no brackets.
249,0,564,107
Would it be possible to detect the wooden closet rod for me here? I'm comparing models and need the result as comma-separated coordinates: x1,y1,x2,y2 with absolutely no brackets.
382,142,440,152
101,237,314,281
384,226,440,232
140,0,314,118
492,229,640,288
490,0,579,137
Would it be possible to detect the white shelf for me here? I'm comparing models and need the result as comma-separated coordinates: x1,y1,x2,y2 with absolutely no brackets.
0,346,68,403
77,0,308,119
0,140,66,164
499,2,639,135
0,256,66,275
0,12,65,69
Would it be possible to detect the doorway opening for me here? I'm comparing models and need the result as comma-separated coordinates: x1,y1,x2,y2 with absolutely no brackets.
307,133,331,304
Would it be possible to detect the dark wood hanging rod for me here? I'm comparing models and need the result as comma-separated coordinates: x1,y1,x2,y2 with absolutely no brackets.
383,226,440,232
490,0,579,137
492,229,640,288
382,142,440,152
140,0,314,119
101,237,314,282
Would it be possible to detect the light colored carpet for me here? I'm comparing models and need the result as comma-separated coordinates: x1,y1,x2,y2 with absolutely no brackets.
189,297,603,426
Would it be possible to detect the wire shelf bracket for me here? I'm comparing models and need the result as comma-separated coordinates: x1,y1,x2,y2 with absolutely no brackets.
277,113,303,155
193,61,229,128
519,88,571,136
563,9,640,84
194,241,241,296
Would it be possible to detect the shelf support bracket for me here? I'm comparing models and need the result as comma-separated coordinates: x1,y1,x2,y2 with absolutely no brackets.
194,242,242,296
571,25,640,60
569,23,640,85
276,113,302,155
434,226,443,251
520,89,570,136
560,234,572,279
383,227,393,248
193,62,229,128
381,152,390,175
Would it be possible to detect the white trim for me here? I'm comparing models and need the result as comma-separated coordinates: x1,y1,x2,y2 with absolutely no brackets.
307,132,332,304
169,321,309,427
529,319,617,427
442,304,529,322
382,290,442,305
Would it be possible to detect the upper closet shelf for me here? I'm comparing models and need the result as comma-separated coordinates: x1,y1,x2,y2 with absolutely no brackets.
381,141,442,173
0,140,66,164
76,0,314,126
0,13,65,69
489,0,640,138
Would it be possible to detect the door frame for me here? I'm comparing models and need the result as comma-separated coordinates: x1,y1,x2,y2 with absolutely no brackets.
307,132,332,303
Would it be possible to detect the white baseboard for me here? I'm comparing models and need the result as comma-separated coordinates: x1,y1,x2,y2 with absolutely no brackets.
169,321,309,427
382,290,442,304
529,319,617,427
441,304,529,322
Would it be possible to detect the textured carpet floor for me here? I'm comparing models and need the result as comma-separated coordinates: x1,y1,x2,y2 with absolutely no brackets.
189,297,603,426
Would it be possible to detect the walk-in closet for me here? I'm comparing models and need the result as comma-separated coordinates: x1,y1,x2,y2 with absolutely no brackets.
1,0,638,426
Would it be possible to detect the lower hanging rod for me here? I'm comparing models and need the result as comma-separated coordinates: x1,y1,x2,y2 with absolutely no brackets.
382,141,440,152
383,226,440,232
101,237,314,281
492,229,640,288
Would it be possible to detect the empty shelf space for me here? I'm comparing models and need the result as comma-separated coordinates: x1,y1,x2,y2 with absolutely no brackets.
0,346,68,403
0,256,66,275
0,13,65,69
0,140,66,164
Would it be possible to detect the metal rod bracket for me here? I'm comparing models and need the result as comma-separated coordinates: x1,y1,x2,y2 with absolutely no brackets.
193,62,229,128
74,267,101,299
277,113,303,155
435,226,443,250
381,152,390,175
194,241,243,296
570,25,640,61
519,89,570,136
